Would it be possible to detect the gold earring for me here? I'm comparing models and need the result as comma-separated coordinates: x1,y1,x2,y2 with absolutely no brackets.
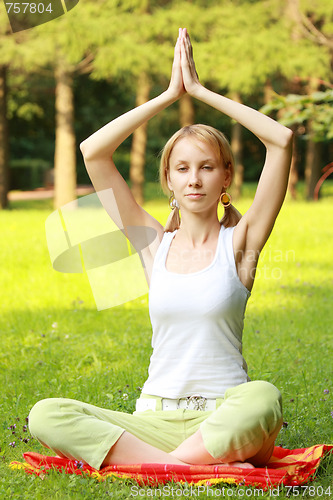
220,191,231,208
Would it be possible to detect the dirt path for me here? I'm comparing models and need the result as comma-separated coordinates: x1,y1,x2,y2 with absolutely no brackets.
8,185,94,201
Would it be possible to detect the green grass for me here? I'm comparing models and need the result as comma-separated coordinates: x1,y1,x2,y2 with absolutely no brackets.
1,185,332,499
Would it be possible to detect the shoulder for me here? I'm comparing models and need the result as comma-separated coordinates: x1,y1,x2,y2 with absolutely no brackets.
158,229,177,249
219,224,235,244
152,229,177,262
219,224,236,260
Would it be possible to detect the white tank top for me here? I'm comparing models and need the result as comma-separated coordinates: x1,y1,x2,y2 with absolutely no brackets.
142,225,251,399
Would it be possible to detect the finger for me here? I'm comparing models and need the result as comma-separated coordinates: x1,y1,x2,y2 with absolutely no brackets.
183,36,198,80
187,34,193,58
175,31,182,51
182,29,190,54
184,30,193,58
180,35,189,64
184,27,192,50
182,33,191,62
184,34,196,76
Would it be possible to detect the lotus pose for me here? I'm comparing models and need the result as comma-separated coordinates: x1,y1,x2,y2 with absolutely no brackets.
29,29,293,470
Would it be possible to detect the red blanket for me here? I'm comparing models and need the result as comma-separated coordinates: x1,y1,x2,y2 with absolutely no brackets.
10,444,333,490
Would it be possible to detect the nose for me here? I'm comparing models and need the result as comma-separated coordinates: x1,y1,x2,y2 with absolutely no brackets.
188,168,202,187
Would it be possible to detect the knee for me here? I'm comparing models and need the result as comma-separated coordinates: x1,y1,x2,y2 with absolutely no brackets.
28,398,61,440
250,380,282,410
244,381,283,431
226,381,283,433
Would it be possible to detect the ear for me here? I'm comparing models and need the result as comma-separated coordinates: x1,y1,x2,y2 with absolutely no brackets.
223,166,232,189
166,169,173,192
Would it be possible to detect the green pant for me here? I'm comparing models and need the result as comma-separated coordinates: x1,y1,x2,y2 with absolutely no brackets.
28,380,282,470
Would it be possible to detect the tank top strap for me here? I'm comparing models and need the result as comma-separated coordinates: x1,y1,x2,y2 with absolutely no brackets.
218,225,236,266
153,230,177,268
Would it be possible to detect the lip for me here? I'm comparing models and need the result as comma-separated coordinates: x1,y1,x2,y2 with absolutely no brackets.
186,193,205,198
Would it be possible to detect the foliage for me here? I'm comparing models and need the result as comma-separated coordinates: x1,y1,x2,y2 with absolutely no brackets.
2,0,333,197
261,89,333,141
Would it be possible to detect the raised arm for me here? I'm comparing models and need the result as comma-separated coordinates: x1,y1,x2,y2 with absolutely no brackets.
80,33,185,269
180,28,293,290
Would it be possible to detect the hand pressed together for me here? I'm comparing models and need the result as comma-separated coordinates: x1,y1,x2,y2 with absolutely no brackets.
180,28,202,96
167,28,202,100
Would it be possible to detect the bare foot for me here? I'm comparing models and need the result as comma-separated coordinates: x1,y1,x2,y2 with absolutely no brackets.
221,461,255,469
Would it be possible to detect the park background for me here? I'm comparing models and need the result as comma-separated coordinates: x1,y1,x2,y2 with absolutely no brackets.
0,0,332,498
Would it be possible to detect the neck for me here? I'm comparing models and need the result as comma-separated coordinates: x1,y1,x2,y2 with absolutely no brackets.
177,209,221,247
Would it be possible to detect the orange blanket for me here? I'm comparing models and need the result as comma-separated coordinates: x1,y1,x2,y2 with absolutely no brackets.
10,444,333,490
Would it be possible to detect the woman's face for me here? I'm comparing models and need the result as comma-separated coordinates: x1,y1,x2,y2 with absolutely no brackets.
167,137,231,214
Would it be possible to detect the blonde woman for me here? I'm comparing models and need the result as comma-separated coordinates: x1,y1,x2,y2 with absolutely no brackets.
29,28,293,470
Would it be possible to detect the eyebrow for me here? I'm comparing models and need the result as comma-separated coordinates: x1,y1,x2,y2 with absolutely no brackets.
174,158,216,164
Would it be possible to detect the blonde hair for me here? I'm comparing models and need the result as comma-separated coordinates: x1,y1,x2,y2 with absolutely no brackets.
159,124,242,232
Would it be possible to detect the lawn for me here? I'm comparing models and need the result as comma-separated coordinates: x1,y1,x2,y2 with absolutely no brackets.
0,184,332,499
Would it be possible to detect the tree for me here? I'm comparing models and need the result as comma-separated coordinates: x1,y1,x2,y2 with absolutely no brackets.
261,89,333,198
179,95,195,128
0,4,27,209
54,56,77,209
129,72,151,205
263,0,333,199
19,4,98,208
0,64,9,209
5,0,331,206
90,0,179,203
0,1,50,208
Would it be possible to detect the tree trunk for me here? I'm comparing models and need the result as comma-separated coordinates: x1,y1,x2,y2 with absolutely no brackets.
129,73,151,205
179,94,195,127
264,79,274,103
0,65,9,209
287,130,299,200
231,121,243,200
54,59,76,209
304,79,322,200
230,93,243,200
304,133,322,200
283,3,301,199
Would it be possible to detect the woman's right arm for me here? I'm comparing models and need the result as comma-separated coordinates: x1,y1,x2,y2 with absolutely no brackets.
80,34,184,239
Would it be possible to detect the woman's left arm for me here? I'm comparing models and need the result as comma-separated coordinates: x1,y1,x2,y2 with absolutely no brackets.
194,84,293,248
180,29,293,288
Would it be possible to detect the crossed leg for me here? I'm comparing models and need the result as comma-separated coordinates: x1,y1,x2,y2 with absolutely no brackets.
102,429,254,468
103,381,282,469
29,381,282,470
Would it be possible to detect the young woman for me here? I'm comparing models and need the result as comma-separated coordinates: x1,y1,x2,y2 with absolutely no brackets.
29,28,293,470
